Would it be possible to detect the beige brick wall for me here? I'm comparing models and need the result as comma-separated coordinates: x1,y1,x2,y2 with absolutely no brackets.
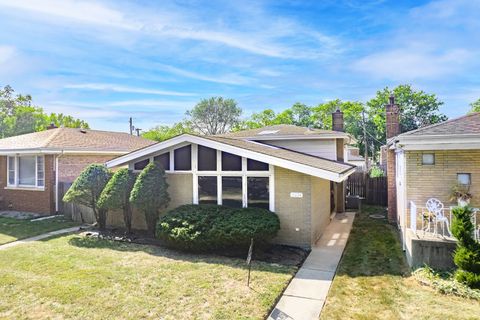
107,173,193,230
406,150,480,207
58,155,116,183
310,176,331,243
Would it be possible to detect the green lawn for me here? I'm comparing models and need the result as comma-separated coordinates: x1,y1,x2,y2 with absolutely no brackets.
321,205,480,320
0,234,295,319
0,216,79,245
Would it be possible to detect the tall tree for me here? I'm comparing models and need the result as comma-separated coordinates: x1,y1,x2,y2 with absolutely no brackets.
367,84,447,149
186,97,242,135
0,85,89,138
468,99,480,113
142,121,192,142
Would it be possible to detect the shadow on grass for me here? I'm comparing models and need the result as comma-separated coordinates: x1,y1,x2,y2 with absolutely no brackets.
66,235,299,275
335,205,411,278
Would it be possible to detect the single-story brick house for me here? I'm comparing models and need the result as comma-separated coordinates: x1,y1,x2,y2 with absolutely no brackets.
385,96,480,268
0,127,154,215
106,111,356,248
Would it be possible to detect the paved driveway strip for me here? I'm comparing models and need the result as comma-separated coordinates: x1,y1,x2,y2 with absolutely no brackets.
0,226,84,251
268,212,355,320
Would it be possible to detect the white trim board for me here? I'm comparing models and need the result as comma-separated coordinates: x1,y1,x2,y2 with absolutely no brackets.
105,134,355,182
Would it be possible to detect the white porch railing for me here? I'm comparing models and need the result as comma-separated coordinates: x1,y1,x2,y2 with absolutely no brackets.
408,201,480,241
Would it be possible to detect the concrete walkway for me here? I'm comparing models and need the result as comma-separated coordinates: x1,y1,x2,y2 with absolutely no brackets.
268,212,355,320
0,226,83,251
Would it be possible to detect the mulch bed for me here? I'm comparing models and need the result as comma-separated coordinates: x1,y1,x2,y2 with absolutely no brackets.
81,228,308,267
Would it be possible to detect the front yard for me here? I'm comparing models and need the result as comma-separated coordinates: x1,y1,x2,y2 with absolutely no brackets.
0,233,295,319
321,205,480,319
0,216,79,245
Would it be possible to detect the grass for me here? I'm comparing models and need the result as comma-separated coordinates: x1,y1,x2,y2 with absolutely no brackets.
0,233,295,319
0,216,79,245
321,205,480,320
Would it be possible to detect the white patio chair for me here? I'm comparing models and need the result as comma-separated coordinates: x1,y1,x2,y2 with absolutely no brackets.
425,198,451,237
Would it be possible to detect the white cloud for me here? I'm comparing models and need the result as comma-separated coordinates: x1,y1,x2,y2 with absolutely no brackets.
352,48,472,80
63,83,196,96
0,0,338,59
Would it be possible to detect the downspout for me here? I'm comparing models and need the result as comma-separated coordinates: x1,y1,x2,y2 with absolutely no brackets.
55,150,64,213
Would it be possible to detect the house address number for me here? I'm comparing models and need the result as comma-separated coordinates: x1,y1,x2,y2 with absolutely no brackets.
290,192,303,198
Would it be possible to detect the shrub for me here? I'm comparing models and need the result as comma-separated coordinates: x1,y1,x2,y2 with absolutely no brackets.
369,165,385,178
156,204,280,251
63,164,111,229
98,168,137,233
451,206,480,289
130,162,170,236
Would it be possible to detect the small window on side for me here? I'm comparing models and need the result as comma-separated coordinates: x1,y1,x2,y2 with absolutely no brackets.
422,153,435,165
134,159,150,171
457,173,471,186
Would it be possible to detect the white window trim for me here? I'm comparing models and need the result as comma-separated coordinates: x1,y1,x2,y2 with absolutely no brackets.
192,145,274,211
6,155,45,190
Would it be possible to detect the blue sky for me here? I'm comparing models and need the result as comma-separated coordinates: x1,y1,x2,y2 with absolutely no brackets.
0,0,479,132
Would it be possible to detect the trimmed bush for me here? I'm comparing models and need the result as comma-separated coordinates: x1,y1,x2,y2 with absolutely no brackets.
156,204,280,251
130,162,170,236
451,206,480,289
63,164,111,229
98,168,137,233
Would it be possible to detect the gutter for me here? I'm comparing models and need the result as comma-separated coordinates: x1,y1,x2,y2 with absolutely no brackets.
55,150,64,213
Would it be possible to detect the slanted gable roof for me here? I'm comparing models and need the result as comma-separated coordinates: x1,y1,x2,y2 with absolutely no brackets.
0,128,155,154
106,133,355,182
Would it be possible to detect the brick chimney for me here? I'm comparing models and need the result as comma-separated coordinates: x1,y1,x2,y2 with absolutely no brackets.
332,108,345,213
386,94,400,223
46,122,58,130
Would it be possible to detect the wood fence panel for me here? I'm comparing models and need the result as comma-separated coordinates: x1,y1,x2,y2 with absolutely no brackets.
347,173,387,206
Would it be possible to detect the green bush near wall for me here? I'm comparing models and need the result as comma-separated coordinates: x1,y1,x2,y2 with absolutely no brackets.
451,206,480,289
156,204,280,251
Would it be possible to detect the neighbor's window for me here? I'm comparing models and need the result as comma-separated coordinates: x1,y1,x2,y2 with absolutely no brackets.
174,145,192,171
154,152,170,171
134,159,149,171
422,153,435,165
7,156,15,185
221,152,242,171
247,177,269,209
222,176,243,208
457,173,471,186
198,176,217,204
7,155,45,188
197,145,217,171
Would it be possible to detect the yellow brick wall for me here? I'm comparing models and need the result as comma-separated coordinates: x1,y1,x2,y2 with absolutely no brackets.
274,167,330,248
310,176,331,243
406,150,480,207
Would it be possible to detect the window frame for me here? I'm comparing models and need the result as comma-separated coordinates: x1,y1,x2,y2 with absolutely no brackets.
422,153,435,165
6,155,45,189
457,173,471,186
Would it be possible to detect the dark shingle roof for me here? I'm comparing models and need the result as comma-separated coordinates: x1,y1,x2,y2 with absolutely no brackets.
0,128,155,152
399,113,480,136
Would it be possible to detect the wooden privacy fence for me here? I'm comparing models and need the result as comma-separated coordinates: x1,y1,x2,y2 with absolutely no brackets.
58,182,96,223
346,172,387,206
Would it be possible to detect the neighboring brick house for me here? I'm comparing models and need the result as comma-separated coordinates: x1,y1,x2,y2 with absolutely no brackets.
106,111,357,248
0,127,154,214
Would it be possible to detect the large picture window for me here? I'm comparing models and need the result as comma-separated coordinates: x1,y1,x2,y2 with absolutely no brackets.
7,155,45,188
198,176,217,204
222,177,243,208
247,177,269,209
221,152,241,171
